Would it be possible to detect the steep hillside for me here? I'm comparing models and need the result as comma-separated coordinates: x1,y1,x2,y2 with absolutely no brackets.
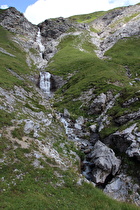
0,5,140,209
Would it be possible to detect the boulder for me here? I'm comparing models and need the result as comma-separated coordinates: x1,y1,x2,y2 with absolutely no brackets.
64,108,71,118
90,124,97,133
75,116,85,130
24,119,40,137
87,141,121,184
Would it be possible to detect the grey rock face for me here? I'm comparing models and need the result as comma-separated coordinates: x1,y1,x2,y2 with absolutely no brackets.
115,109,140,125
39,17,86,39
87,141,121,184
64,108,71,118
104,173,140,206
51,74,66,90
89,93,107,115
0,7,37,36
103,124,140,161
24,119,38,134
91,4,140,58
122,97,139,107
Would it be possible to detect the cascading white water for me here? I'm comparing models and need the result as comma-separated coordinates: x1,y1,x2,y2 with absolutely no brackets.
60,117,79,140
39,72,51,95
36,28,45,57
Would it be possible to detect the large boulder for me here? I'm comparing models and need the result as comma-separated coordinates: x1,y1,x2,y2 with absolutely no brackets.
87,141,121,184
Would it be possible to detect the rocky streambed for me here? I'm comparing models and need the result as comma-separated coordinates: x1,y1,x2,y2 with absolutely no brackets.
56,109,140,206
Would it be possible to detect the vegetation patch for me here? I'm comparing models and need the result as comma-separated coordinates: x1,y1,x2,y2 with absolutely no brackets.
0,110,15,128
12,126,25,140
69,11,107,23
48,34,140,119
0,26,35,89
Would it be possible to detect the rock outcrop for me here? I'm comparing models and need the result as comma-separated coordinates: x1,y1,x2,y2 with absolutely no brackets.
103,124,140,161
85,141,121,184
91,4,140,58
0,7,37,36
39,17,86,39
104,173,140,206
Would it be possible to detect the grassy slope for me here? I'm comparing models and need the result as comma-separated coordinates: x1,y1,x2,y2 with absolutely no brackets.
69,11,107,23
47,33,140,119
0,20,140,209
1,139,139,210
0,26,34,89
100,36,140,137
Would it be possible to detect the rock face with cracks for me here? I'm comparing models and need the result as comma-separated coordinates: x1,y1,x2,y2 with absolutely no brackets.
87,141,121,184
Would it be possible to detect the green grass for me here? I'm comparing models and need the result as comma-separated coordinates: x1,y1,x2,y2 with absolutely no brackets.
1,182,139,209
0,110,15,128
69,11,107,23
47,34,139,118
105,37,140,78
11,126,25,140
0,138,139,210
0,26,34,89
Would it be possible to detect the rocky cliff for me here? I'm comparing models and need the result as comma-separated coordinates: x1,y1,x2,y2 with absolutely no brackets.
0,5,140,209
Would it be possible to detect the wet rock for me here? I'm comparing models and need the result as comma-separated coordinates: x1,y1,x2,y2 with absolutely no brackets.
87,141,121,184
90,132,100,146
75,116,85,130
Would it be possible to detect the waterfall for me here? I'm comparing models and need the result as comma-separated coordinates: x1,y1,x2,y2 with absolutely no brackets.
39,72,51,95
36,28,45,58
